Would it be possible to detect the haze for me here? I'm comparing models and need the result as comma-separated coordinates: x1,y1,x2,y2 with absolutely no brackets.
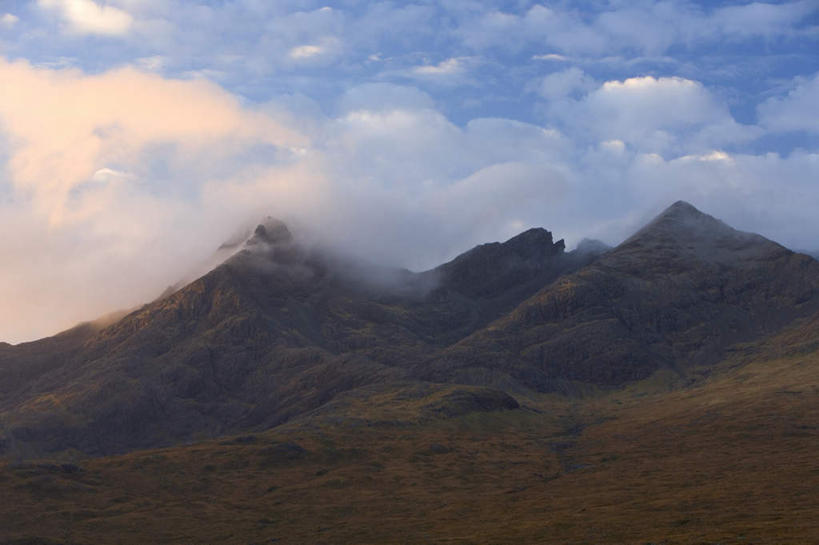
0,0,817,343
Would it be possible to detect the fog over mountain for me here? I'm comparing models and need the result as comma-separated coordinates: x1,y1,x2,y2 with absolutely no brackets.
0,1,817,343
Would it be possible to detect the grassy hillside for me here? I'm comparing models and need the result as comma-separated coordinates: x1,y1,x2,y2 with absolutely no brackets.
1,319,816,545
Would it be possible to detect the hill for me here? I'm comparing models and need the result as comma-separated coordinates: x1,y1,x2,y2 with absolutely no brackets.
0,311,817,544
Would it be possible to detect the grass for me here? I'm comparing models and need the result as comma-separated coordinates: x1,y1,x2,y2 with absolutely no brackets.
1,330,818,544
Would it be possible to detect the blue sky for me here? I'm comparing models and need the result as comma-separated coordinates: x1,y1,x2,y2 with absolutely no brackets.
0,0,818,342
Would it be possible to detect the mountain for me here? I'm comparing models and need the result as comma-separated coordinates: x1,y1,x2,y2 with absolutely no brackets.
1,200,819,544
3,201,817,458
422,201,819,392
2,298,818,545
0,218,599,456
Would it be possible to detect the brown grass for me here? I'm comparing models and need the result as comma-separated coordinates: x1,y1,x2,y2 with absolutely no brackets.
1,334,817,545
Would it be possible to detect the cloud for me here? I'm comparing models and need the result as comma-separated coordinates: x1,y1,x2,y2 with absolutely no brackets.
458,5,607,55
710,1,817,38
457,2,818,56
1,13,19,27
532,67,595,100
413,58,463,76
545,76,759,155
758,72,819,133
0,57,307,342
337,83,435,113
0,57,304,221
532,54,568,62
38,0,134,36
289,44,325,60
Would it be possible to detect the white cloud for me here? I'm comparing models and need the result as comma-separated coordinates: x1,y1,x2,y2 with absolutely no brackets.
285,36,342,65
0,57,304,220
0,57,307,342
459,5,609,55
289,44,324,60
413,58,463,76
551,76,759,155
758,72,819,133
458,2,818,56
38,0,133,36
711,1,817,38
532,54,568,62
1,13,19,27
600,139,626,154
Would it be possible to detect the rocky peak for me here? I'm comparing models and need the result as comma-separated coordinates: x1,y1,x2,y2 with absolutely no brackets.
614,200,789,268
634,200,733,240
247,217,293,247
502,228,564,260
433,226,569,298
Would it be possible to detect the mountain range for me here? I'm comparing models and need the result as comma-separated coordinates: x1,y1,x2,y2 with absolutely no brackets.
1,201,817,544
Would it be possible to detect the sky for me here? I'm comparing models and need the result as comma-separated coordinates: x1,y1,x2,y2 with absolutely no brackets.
0,0,818,343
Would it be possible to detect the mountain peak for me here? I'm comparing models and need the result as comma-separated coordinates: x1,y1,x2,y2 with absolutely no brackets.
430,226,572,301
616,200,787,267
664,199,703,216
503,227,564,258
651,200,722,230
629,200,739,243
247,217,292,246
439,227,565,275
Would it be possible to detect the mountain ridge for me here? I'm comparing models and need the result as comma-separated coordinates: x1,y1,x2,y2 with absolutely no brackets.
420,200,819,391
0,217,598,455
2,200,818,458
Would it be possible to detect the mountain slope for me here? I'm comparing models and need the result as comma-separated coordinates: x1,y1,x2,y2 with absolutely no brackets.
1,201,817,458
1,312,817,544
1,200,818,544
0,220,594,456
421,201,819,391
